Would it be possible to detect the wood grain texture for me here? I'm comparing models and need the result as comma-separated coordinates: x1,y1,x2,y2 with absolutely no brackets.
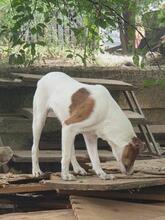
0,209,76,220
70,196,165,220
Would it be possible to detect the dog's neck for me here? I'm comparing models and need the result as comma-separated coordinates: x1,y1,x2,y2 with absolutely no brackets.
96,112,136,161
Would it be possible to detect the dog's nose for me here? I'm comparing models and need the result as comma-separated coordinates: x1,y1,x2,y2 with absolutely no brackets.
125,164,129,171
122,162,129,172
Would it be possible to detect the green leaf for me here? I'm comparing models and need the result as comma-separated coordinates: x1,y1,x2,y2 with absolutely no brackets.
23,43,30,49
16,54,25,64
133,54,140,66
107,36,114,43
37,23,46,28
16,5,25,13
36,7,43,13
31,27,37,34
57,18,62,25
37,41,46,46
143,79,156,87
13,15,23,20
31,43,36,57
67,54,73,58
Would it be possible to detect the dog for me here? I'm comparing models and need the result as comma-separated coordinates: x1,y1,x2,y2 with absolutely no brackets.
32,72,144,180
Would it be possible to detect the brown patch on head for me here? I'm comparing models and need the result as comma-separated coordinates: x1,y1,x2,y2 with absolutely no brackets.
122,137,144,172
65,88,95,125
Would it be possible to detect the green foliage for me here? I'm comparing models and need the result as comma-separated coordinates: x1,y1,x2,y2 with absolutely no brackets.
0,0,164,66
143,79,165,88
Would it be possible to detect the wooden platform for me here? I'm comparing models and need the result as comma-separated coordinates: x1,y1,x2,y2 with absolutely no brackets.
1,158,165,194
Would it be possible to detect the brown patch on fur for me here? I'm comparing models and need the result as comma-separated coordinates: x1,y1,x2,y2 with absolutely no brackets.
65,88,95,125
122,137,144,171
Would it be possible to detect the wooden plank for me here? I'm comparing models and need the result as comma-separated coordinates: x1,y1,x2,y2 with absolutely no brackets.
101,158,165,175
13,150,112,163
0,209,76,220
20,108,55,119
19,108,33,119
124,110,147,125
0,115,60,133
0,78,23,88
93,190,165,202
45,173,165,191
1,174,165,194
74,77,134,91
57,188,165,202
1,158,165,194
43,158,165,191
70,196,165,220
148,125,165,135
20,108,147,125
11,73,134,91
0,182,53,194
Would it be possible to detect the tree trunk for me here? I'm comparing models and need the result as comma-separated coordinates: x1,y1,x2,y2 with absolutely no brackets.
119,2,136,54
118,19,128,54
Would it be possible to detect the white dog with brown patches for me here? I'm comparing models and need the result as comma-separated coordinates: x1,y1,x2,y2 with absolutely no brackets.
32,72,144,180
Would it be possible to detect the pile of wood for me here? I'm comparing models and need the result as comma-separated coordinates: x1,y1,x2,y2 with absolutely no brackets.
0,189,165,219
0,157,165,219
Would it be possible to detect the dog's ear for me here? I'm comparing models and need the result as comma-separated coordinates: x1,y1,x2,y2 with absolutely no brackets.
132,137,145,153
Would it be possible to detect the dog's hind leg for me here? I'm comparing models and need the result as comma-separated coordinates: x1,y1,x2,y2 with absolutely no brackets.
61,125,77,180
32,90,47,177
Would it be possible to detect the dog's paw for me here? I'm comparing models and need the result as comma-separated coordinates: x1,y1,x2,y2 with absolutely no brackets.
32,168,43,177
73,166,87,176
97,171,116,180
61,173,76,181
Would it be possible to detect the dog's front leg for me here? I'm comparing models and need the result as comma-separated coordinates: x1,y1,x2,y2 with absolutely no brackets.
83,132,115,180
71,147,87,175
61,126,76,181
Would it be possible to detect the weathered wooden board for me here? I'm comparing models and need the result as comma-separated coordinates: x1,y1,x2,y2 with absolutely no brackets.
20,108,147,125
0,78,23,88
1,158,165,194
0,209,76,220
70,196,165,220
11,73,135,91
1,171,165,194
124,110,147,125
45,173,165,192
13,150,112,163
62,185,165,202
101,158,165,175
0,182,52,194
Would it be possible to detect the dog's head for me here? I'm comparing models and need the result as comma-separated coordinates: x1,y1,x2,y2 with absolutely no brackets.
119,137,145,175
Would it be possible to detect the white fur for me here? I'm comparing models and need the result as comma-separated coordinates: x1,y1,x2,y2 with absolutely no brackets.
32,72,136,180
